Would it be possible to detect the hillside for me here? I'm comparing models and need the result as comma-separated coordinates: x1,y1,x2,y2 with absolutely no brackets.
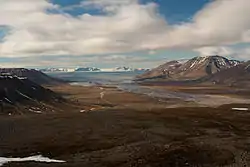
204,61,250,87
0,68,66,85
0,74,64,115
137,61,182,80
137,56,241,81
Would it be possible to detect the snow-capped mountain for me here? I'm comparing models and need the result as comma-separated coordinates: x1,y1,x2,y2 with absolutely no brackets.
40,68,76,72
172,55,240,79
75,67,101,72
40,66,150,73
100,67,143,72
74,66,133,72
114,67,133,72
134,68,150,72
137,55,242,81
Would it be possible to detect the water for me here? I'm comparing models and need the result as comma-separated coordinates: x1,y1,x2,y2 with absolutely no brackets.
47,71,250,107
47,71,202,101
47,71,143,86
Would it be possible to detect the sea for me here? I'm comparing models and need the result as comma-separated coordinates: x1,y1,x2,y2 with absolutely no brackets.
47,71,143,86
46,71,250,108
46,71,200,101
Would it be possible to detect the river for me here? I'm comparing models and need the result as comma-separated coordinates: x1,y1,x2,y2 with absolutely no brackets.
47,71,250,107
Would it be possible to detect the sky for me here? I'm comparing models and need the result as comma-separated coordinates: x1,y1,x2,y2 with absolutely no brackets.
0,0,250,68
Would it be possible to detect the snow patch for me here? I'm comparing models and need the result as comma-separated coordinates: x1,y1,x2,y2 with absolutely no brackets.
0,155,65,166
4,98,12,103
29,108,42,114
245,64,250,70
16,91,32,100
17,77,27,80
80,110,86,113
200,56,207,63
232,108,249,111
190,61,197,69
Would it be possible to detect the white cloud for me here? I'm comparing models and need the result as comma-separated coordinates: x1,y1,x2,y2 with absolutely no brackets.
0,0,167,57
194,46,234,56
1,54,162,68
231,48,250,60
147,0,250,50
0,0,250,58
80,0,138,12
194,45,250,60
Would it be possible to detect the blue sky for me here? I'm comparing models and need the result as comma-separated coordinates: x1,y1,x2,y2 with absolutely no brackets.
0,0,249,68
51,0,210,23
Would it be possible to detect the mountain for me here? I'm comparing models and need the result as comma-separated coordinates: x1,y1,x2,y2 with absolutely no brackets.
0,74,64,115
40,68,76,72
114,67,133,72
0,68,66,85
75,67,101,72
204,61,250,87
41,67,149,73
134,68,150,72
137,56,241,81
136,61,182,80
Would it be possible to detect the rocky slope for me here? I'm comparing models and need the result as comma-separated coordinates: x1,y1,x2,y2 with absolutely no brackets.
0,68,66,85
137,61,182,80
137,56,241,81
204,61,250,87
0,74,64,115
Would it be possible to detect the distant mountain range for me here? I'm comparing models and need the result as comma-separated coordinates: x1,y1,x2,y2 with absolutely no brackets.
136,55,249,87
75,67,101,72
40,68,76,72
40,67,150,72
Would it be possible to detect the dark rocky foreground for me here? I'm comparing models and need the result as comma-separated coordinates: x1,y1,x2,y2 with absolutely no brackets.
0,69,72,115
1,105,250,167
0,75,67,115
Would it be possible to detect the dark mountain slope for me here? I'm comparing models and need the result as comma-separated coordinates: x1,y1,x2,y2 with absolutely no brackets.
204,61,250,87
0,75,64,115
136,61,182,80
0,68,66,85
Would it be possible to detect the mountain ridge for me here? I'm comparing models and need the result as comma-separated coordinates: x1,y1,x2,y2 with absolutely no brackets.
136,55,242,82
0,68,66,85
203,61,250,87
0,74,65,115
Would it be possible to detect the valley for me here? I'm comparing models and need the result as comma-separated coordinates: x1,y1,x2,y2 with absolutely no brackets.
1,85,250,167
1,57,250,167
1,0,249,166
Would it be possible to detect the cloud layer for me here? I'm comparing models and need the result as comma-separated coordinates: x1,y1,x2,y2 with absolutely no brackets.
0,0,250,58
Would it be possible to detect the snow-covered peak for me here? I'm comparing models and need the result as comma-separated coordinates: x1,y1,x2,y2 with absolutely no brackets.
185,55,236,70
137,55,242,81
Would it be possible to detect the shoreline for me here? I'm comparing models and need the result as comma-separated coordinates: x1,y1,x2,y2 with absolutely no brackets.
43,83,250,113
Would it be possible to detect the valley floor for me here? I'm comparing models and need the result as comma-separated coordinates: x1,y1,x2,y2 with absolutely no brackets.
143,84,250,98
1,85,250,167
